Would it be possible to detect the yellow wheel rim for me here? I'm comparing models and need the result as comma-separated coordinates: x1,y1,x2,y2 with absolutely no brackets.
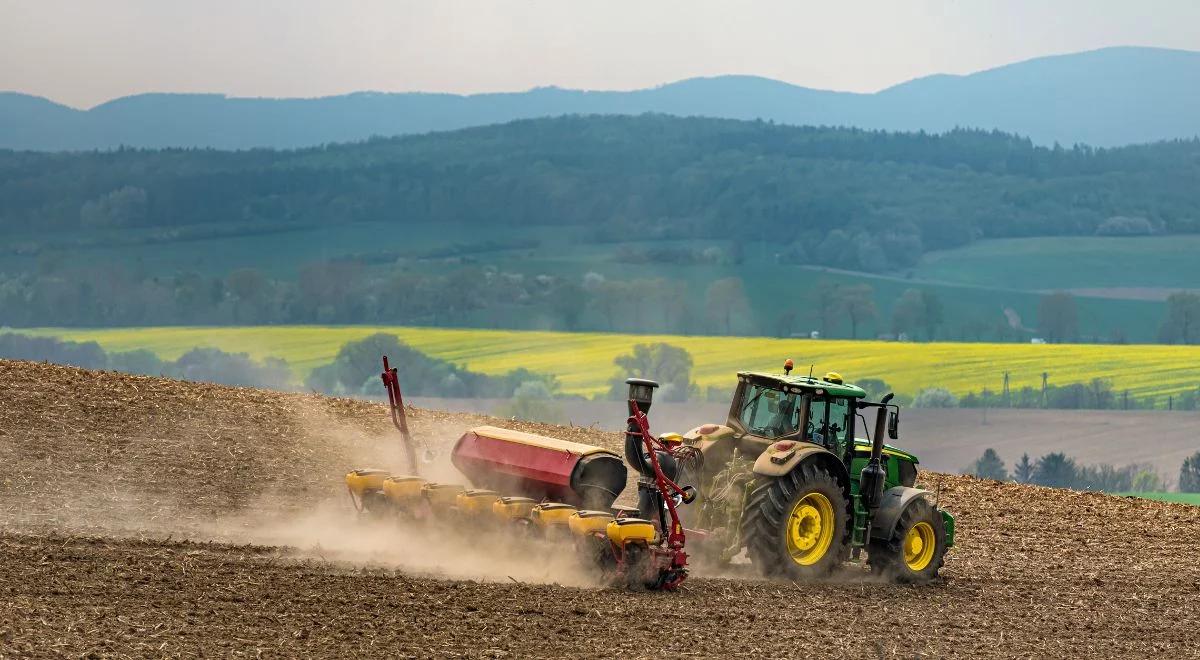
785,492,835,566
904,522,936,571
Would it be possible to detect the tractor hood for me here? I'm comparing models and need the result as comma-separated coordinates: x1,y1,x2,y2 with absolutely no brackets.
851,438,919,463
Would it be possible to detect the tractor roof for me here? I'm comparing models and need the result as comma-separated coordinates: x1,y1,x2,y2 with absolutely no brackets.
737,371,867,398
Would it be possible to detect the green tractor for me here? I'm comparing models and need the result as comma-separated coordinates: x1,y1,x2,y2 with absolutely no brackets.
663,361,955,582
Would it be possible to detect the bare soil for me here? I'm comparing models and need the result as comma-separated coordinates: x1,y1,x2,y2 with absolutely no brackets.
2,359,1199,658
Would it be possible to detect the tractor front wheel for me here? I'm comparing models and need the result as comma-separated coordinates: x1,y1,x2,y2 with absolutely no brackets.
741,463,849,579
867,497,947,583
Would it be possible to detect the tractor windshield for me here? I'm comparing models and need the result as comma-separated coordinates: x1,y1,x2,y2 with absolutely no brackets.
738,384,801,439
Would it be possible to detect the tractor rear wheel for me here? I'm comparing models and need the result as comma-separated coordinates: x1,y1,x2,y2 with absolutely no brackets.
867,497,947,583
741,462,849,579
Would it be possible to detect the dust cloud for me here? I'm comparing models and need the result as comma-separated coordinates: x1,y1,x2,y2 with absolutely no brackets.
3,394,601,589
218,407,599,587
202,500,600,588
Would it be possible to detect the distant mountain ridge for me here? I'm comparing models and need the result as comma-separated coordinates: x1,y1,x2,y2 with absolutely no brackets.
3,46,1199,150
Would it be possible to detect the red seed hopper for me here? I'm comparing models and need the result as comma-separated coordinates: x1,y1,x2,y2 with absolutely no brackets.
451,425,627,510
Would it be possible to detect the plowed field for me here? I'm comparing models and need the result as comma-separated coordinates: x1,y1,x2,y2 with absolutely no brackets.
1,360,1198,658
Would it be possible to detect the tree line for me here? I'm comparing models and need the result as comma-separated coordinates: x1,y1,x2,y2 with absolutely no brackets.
10,246,1195,344
969,447,1200,494
0,332,558,399
957,378,1200,411
9,331,1200,415
1,261,753,334
0,257,954,338
0,333,294,390
5,115,1200,274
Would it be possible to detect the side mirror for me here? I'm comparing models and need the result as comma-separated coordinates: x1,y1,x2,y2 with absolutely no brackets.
888,410,899,440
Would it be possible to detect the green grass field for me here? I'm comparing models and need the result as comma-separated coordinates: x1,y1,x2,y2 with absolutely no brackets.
912,236,1200,292
1119,492,1200,505
368,233,1166,342
6,223,1170,342
1,221,531,279
26,326,1200,400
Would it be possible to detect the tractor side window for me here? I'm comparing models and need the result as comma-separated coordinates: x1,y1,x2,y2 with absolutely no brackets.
807,396,851,450
807,398,828,446
827,397,851,448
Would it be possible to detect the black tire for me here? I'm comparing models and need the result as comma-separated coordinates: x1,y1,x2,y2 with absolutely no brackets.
360,490,393,520
740,462,850,579
575,536,616,581
622,543,650,592
867,497,947,584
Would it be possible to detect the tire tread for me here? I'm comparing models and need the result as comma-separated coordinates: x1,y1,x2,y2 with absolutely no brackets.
740,462,850,579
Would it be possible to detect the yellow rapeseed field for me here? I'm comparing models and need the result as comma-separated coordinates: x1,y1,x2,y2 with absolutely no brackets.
24,326,1200,400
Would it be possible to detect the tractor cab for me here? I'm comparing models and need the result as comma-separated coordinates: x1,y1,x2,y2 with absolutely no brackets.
727,369,866,460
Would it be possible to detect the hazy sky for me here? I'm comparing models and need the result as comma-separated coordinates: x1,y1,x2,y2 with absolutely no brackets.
3,0,1199,109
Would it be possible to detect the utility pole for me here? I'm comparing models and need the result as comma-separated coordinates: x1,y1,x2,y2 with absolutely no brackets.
1002,371,1011,407
1041,371,1049,408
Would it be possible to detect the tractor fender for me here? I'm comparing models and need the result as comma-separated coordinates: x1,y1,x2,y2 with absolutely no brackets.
869,486,931,542
682,423,736,444
752,441,850,497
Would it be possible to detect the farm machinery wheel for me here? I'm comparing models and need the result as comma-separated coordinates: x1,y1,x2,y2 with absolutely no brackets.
741,462,849,579
867,497,947,584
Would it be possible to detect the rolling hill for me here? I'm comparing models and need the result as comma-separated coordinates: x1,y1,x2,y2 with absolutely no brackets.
911,235,1200,295
2,114,1196,340
3,46,1198,150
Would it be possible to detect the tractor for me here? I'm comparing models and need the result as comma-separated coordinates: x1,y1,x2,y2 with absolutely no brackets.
346,357,954,589
662,360,955,582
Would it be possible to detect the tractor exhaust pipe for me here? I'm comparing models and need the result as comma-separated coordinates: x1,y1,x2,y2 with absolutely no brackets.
859,393,893,513
871,393,893,463
624,378,681,531
624,378,660,477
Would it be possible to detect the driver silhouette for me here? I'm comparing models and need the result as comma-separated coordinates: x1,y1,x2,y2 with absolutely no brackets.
767,394,798,437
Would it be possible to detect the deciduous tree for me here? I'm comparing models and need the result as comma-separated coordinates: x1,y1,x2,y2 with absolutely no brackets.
705,278,752,336
811,279,841,339
892,288,943,341
1159,292,1200,344
840,284,877,339
1038,291,1078,343
608,343,695,402
1180,451,1200,493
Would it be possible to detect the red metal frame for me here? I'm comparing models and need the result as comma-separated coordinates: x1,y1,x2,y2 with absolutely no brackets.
627,402,689,590
381,356,419,473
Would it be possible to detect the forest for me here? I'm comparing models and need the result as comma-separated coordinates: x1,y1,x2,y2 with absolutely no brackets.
4,115,1199,265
